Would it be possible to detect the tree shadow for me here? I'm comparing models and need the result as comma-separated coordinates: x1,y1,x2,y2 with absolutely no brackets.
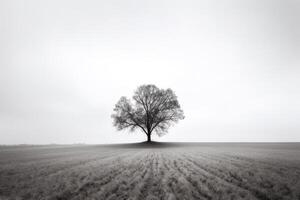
105,141,197,149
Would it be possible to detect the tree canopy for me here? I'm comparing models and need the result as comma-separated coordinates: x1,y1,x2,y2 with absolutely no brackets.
111,84,184,142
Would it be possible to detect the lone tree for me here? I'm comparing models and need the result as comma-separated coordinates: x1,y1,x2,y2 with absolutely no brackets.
112,84,184,142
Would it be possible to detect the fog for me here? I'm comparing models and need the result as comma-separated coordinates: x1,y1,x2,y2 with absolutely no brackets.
1,0,299,144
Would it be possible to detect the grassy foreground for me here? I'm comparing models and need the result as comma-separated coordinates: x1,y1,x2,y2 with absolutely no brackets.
0,142,300,200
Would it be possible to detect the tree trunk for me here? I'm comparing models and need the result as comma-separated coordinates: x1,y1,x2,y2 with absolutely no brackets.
147,134,151,142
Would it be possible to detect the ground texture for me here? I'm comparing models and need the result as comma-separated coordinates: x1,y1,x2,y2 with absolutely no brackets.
0,143,300,200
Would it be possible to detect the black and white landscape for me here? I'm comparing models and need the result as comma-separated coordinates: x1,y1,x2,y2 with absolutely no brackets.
1,0,300,199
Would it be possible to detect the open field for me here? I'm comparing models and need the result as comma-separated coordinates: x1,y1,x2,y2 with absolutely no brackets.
0,143,300,200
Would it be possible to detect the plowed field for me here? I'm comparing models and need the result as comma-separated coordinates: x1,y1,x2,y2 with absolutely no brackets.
0,143,299,200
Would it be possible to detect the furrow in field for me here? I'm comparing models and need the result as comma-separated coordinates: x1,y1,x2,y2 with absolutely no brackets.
162,152,213,200
53,151,145,200
184,154,278,200
190,152,299,199
0,148,126,179
0,150,136,199
85,151,150,199
200,152,300,176
82,151,148,200
133,152,168,200
176,152,257,200
0,149,128,196
200,152,300,193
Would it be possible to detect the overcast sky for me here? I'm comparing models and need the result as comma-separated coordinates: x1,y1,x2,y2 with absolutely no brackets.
0,0,299,144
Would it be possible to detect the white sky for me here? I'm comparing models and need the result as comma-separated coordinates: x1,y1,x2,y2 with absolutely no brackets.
0,0,300,144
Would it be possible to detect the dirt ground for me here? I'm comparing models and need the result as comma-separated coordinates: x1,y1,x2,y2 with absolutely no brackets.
0,142,300,200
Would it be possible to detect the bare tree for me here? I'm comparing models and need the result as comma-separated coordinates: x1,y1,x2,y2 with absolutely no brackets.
112,84,184,142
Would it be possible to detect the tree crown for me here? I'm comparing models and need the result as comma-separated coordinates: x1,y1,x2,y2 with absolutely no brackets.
111,84,184,140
